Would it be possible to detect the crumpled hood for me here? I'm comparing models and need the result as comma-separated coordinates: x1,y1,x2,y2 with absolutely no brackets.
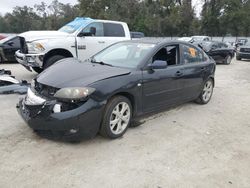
19,31,70,42
37,58,131,88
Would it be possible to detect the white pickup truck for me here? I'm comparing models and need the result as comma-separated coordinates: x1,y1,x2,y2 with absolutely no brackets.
15,17,131,73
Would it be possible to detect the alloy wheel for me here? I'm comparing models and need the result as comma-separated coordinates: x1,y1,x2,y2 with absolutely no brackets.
226,55,232,64
202,80,213,102
110,102,131,135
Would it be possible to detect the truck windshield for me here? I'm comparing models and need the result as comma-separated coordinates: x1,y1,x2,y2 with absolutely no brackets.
58,17,93,34
91,42,155,69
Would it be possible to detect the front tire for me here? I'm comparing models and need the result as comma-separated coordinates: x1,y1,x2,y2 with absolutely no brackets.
43,55,65,69
100,96,132,139
195,79,214,104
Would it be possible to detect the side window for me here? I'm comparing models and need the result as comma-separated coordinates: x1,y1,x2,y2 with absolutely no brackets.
81,22,104,37
104,23,125,37
153,45,179,66
182,45,204,63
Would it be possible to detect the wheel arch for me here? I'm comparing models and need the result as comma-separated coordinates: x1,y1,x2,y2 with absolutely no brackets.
108,92,136,117
43,48,73,66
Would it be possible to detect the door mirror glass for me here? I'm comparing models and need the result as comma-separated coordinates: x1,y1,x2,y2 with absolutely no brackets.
148,60,167,69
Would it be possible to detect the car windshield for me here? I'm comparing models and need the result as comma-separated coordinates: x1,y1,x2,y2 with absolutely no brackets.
58,17,93,34
200,42,213,52
244,41,250,46
92,42,155,68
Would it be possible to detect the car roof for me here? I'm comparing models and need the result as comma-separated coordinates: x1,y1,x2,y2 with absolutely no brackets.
119,39,193,46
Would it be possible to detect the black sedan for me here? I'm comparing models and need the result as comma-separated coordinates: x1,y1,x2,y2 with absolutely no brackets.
199,41,235,65
17,40,216,140
0,36,20,63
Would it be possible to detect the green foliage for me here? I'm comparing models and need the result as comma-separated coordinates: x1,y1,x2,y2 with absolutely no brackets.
0,0,249,36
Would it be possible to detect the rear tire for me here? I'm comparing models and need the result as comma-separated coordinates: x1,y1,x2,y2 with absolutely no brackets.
32,67,43,73
43,55,65,69
195,79,214,105
100,96,132,139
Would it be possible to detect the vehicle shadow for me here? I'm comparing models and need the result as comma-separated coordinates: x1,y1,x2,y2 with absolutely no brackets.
35,102,194,144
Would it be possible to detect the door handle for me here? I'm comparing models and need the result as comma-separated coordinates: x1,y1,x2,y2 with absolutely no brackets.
175,71,183,77
98,41,105,44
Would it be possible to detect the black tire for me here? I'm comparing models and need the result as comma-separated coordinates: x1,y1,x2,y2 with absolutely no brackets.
236,56,241,61
195,79,214,105
43,55,65,69
225,55,232,65
32,67,43,73
100,96,132,139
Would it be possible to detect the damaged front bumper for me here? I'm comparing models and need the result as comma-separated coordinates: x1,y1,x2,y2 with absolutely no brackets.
15,50,45,71
16,88,105,140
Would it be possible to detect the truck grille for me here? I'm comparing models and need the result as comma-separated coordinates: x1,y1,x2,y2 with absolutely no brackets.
240,48,250,53
19,37,28,54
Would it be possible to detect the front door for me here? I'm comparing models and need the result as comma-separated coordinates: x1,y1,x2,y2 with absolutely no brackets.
76,22,107,60
142,44,185,112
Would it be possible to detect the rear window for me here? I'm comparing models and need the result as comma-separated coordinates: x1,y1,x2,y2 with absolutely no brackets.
104,23,125,37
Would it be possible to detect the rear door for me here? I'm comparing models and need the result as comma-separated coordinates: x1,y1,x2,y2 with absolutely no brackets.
180,44,209,99
102,22,127,47
142,44,186,112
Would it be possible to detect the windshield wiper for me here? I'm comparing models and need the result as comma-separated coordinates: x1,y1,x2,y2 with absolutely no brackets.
91,59,113,67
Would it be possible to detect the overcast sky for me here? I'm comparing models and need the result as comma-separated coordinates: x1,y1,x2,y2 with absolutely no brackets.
0,0,203,16
0,0,78,15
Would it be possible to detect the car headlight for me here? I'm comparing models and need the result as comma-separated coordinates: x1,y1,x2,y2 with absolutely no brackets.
54,87,95,101
27,42,45,52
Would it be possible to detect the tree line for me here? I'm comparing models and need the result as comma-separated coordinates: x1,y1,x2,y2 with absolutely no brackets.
0,0,249,37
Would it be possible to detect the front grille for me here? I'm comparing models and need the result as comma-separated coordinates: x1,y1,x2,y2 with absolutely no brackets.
19,37,28,54
240,48,250,53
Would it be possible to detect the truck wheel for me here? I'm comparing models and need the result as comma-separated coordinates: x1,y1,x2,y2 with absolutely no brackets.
236,56,241,61
32,67,43,73
43,55,65,69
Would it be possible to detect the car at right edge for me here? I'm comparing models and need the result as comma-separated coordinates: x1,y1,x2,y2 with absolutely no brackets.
236,41,250,60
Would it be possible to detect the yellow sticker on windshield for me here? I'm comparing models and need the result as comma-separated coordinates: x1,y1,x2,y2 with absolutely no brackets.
189,48,196,57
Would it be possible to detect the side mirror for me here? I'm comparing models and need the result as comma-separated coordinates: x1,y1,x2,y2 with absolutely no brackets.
148,60,167,70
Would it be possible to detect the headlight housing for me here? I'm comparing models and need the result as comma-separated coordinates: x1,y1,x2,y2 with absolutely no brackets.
27,42,45,52
54,87,96,101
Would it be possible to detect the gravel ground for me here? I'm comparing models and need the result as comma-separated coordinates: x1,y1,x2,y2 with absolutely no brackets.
0,59,250,188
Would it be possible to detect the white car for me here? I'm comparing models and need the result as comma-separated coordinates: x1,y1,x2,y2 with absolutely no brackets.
191,36,211,42
15,17,131,73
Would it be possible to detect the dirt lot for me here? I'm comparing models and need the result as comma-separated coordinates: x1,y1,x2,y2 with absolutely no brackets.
0,59,250,188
